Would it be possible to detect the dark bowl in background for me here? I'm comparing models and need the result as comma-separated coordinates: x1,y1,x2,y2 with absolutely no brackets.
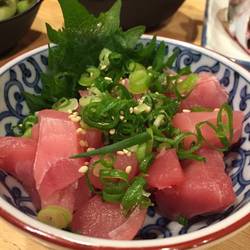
0,0,43,56
79,0,185,30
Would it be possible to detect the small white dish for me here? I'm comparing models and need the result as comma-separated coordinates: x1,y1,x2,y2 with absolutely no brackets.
202,0,250,70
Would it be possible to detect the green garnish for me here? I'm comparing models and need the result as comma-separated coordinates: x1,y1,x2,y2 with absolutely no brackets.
121,176,152,216
37,205,72,229
12,114,37,137
24,0,145,112
52,97,78,112
196,103,233,151
71,131,151,158
177,215,188,226
177,73,198,95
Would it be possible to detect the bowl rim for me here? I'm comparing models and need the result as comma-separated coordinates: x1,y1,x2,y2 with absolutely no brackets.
0,35,250,250
0,0,43,24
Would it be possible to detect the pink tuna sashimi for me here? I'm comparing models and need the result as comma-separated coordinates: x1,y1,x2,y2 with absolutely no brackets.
41,182,77,213
83,128,103,149
147,149,184,189
74,176,92,212
108,207,147,240
155,148,236,219
33,110,84,200
113,152,139,180
71,195,146,240
0,137,40,209
31,123,39,140
180,73,228,110
88,153,138,190
172,111,244,148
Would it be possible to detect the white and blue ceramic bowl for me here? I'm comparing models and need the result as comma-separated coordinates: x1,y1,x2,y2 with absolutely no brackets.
0,35,250,250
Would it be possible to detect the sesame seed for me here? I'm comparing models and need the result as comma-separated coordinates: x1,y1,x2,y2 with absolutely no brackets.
133,107,139,113
100,64,107,70
121,79,126,85
68,114,75,119
73,111,79,116
125,165,132,174
104,76,112,81
71,116,81,123
145,106,151,113
109,129,116,135
127,151,132,157
87,147,95,152
79,140,88,147
67,109,73,114
123,149,129,154
76,127,86,134
117,151,125,155
214,108,219,111
129,107,134,114
80,121,88,128
78,165,88,174
182,109,191,113
120,115,125,120
76,128,83,133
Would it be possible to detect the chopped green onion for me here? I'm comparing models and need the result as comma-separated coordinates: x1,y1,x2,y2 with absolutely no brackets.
99,48,112,70
17,0,35,14
37,205,72,229
12,114,38,137
128,69,151,94
100,168,129,183
52,97,78,112
79,67,100,87
121,176,151,216
177,215,188,226
102,191,124,203
136,143,148,162
126,61,145,72
216,103,233,148
71,131,152,158
139,153,154,173
0,0,16,21
177,73,198,95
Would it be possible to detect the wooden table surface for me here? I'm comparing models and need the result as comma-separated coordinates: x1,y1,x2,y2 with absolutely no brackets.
0,0,249,249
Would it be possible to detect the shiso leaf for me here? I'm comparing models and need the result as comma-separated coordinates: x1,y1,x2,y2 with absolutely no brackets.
24,0,145,112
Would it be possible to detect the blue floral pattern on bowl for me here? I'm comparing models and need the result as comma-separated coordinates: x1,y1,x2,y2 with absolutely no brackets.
0,37,249,240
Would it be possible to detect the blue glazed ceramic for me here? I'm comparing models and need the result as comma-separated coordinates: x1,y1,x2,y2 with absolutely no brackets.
0,36,249,250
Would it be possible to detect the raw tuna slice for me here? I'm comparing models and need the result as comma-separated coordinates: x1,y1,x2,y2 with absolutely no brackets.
0,137,40,209
71,195,146,240
74,176,92,212
108,207,147,240
155,148,236,219
31,124,39,140
180,73,228,110
88,153,139,190
114,152,139,180
147,149,184,189
41,182,77,213
33,110,84,200
83,128,103,149
172,110,244,148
